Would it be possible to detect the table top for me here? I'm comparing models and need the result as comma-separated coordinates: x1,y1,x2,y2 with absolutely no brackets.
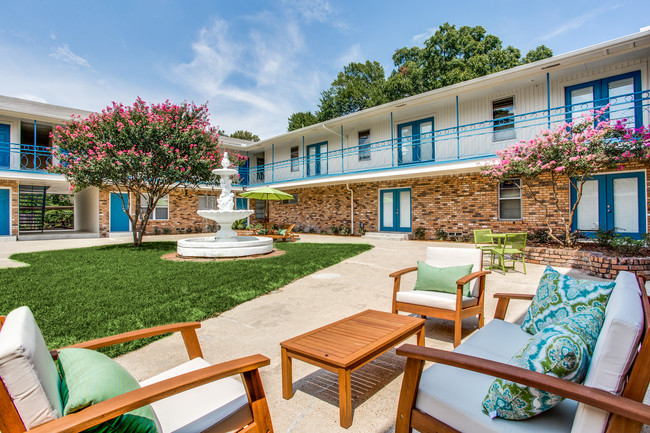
280,309,424,369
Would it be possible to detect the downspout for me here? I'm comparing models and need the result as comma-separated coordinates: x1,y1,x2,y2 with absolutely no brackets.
346,182,354,235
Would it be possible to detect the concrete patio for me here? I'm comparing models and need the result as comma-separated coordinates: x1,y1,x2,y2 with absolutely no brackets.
0,234,645,432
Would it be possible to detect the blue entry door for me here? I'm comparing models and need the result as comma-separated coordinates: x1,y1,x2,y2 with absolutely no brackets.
0,124,10,169
397,118,434,164
306,142,327,176
572,172,646,239
380,188,411,232
0,189,10,236
110,193,130,232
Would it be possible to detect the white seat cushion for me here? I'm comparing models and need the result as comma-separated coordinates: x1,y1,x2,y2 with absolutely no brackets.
571,271,644,433
458,319,532,363
0,306,63,429
140,357,252,433
425,247,483,297
416,326,577,433
396,290,478,310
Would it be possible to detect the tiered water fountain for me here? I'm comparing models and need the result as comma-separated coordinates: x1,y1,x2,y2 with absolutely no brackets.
177,152,273,257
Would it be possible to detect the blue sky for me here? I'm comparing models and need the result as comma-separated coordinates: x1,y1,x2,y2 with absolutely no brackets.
0,0,648,139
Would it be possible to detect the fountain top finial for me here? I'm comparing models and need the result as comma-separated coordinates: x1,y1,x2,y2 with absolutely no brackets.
221,152,231,169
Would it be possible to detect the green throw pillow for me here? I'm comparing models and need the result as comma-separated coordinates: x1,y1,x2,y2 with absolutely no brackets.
413,262,474,297
258,229,268,235
57,348,159,433
278,229,287,235
483,307,605,420
520,266,615,335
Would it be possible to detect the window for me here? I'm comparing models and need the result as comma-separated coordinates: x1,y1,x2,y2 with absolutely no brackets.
565,71,642,128
493,97,515,141
198,194,217,210
141,194,169,220
290,146,299,172
280,194,298,205
358,130,371,161
254,199,265,219
235,197,248,210
498,180,521,220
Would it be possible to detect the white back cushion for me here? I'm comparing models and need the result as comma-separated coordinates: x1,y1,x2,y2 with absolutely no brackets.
571,271,644,433
425,247,483,297
0,306,62,429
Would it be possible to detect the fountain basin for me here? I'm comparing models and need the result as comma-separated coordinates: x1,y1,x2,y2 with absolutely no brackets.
177,236,273,258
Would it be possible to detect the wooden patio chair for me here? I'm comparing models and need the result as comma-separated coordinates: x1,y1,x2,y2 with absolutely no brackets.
0,306,274,433
265,224,298,242
394,273,650,433
390,247,490,347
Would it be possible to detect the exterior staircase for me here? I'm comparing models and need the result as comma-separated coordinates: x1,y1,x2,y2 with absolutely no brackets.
362,231,411,241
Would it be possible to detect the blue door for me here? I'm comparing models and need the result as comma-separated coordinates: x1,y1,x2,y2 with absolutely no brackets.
0,189,9,236
380,188,411,232
0,124,10,169
306,142,327,176
110,193,130,232
397,118,434,164
572,172,646,239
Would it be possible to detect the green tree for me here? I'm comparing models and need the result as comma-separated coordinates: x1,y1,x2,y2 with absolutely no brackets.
50,98,242,246
316,61,388,122
287,111,319,131
386,23,553,100
230,130,260,142
521,45,554,64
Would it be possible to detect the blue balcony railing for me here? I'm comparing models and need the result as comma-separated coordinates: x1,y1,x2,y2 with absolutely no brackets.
241,90,650,186
0,142,54,174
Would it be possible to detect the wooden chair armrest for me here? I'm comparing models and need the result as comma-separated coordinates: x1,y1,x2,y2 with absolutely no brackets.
493,293,534,320
27,354,271,433
61,322,203,359
456,270,490,286
493,293,535,301
395,344,650,426
389,266,418,278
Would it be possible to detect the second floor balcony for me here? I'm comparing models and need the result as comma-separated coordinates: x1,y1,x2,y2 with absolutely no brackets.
240,89,650,186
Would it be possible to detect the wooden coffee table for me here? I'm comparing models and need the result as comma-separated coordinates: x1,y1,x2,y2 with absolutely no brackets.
280,309,425,428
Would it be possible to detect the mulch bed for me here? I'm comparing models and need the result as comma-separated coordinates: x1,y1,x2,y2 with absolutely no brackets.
161,249,286,262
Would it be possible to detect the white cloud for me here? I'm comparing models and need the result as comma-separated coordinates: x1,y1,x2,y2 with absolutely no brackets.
283,0,333,23
337,43,363,67
170,16,324,138
50,44,91,68
539,4,623,41
412,27,435,45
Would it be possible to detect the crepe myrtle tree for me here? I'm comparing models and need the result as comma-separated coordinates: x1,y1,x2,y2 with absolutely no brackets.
50,98,246,246
483,107,650,247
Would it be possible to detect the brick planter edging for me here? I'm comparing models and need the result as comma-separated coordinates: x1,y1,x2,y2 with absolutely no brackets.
525,246,650,280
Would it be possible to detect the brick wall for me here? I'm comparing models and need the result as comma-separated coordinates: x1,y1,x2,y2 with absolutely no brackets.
266,163,649,238
0,179,19,236
98,188,221,236
526,246,650,280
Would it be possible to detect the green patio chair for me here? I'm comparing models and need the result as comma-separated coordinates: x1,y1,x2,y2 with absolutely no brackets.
473,229,495,252
490,232,527,274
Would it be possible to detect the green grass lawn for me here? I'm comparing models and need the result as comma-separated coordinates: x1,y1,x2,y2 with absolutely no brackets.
0,241,372,357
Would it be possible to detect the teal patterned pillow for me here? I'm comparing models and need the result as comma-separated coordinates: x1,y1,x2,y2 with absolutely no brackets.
482,307,605,420
521,266,614,335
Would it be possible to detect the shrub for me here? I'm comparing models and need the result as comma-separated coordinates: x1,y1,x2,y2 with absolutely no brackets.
434,228,448,241
153,227,161,235
595,228,618,248
528,229,551,244
610,236,645,256
162,227,171,235
340,225,351,236
330,226,340,235
413,227,426,240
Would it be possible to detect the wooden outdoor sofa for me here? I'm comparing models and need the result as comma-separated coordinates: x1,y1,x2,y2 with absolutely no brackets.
0,307,274,433
394,271,650,433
